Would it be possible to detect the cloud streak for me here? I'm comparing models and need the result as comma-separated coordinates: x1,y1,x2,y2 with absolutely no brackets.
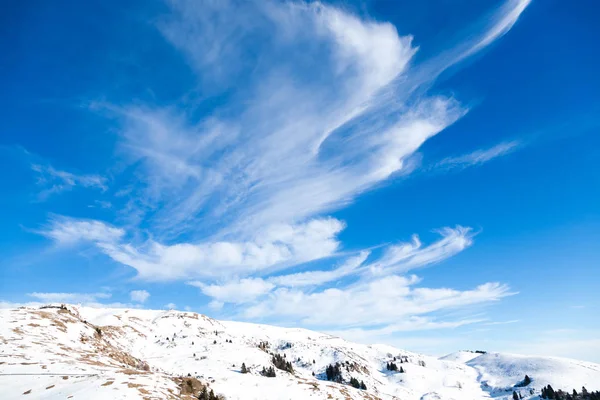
243,277,514,329
269,251,370,288
27,292,112,303
435,141,520,171
32,163,107,200
366,226,474,276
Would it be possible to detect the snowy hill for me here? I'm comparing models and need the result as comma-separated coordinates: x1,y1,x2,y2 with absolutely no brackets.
1,305,599,399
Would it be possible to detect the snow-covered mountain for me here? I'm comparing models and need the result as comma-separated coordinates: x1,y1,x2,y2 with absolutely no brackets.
1,305,598,399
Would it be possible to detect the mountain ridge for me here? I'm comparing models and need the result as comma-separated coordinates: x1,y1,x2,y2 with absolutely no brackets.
1,304,598,399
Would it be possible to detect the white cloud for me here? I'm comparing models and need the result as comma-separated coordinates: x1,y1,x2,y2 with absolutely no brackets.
61,0,528,284
164,303,177,310
96,0,529,244
111,0,465,239
29,1,531,337
435,141,520,171
366,226,474,276
41,217,343,281
483,319,520,326
269,251,370,287
189,278,274,304
31,163,107,200
39,216,124,246
467,0,532,58
328,316,483,343
424,0,531,76
129,290,150,303
268,226,473,288
89,200,113,209
243,276,514,328
28,292,112,303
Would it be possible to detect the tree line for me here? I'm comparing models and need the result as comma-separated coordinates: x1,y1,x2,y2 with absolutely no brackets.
541,385,600,400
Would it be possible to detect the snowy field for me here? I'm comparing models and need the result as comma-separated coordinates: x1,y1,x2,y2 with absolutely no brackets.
1,305,598,399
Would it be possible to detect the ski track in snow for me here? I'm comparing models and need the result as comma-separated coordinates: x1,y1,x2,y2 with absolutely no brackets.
1,305,598,399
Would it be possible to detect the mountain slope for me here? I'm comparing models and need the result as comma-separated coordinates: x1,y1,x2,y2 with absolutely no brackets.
1,305,598,399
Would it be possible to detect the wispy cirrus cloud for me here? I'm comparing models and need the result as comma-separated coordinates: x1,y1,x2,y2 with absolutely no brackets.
188,278,275,305
242,277,514,328
458,0,532,62
32,163,107,200
30,0,530,334
434,141,521,171
71,0,526,278
105,0,529,240
269,251,371,288
366,226,474,276
483,319,520,326
39,215,125,246
328,316,485,343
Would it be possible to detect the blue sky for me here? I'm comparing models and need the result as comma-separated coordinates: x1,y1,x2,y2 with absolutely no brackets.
1,0,599,361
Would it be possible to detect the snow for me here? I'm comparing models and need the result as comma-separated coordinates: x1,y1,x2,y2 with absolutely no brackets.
1,305,599,399
439,350,484,364
467,352,600,393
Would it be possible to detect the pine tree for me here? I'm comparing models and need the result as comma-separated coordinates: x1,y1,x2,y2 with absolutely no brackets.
241,363,248,374
513,391,519,400
272,353,294,373
360,381,367,390
325,363,342,382
524,375,531,386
